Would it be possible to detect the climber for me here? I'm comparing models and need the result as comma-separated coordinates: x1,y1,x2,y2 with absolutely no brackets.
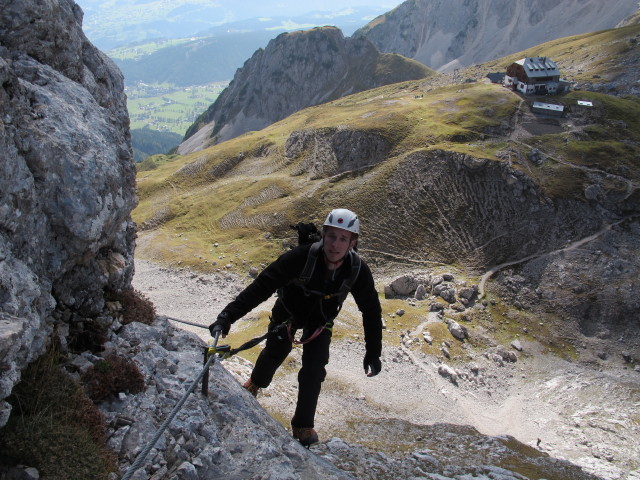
209,208,383,447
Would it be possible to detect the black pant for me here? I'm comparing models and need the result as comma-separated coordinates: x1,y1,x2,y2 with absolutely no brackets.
251,321,332,428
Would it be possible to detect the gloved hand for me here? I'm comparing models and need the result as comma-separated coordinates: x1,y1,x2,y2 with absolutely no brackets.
363,352,381,377
209,311,232,337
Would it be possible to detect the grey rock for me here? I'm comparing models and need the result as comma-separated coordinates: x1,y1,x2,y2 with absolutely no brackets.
458,285,478,301
387,275,420,297
355,0,637,73
105,320,351,479
447,320,467,341
438,364,458,384
0,0,136,425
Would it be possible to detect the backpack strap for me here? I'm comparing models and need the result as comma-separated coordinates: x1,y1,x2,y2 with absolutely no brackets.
297,240,322,284
283,244,361,319
333,250,361,305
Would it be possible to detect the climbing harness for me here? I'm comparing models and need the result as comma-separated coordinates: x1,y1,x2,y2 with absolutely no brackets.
287,322,332,345
288,241,362,307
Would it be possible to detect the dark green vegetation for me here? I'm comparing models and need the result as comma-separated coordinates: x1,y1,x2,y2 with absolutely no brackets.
112,32,274,87
0,290,156,479
125,82,226,159
132,127,183,162
0,349,115,480
126,82,226,137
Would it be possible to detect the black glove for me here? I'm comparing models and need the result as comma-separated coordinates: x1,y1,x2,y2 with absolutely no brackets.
363,353,381,377
209,312,232,337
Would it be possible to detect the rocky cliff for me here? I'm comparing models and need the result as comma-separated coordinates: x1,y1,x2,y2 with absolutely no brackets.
355,0,639,72
0,0,137,426
179,26,433,154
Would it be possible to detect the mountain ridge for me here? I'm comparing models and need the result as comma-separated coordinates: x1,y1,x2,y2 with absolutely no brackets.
355,0,639,72
178,26,434,153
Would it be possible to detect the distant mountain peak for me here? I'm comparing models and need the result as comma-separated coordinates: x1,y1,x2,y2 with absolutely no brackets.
179,26,434,153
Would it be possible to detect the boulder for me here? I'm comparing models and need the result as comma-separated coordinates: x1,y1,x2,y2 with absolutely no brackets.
438,364,458,384
386,275,420,297
447,320,467,341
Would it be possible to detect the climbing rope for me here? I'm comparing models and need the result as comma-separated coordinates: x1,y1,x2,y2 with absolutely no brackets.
120,331,221,480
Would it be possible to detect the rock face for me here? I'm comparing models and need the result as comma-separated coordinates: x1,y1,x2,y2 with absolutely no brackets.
96,316,351,479
179,26,432,153
0,0,137,426
355,0,639,71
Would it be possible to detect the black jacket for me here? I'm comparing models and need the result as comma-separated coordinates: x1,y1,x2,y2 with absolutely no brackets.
221,243,382,358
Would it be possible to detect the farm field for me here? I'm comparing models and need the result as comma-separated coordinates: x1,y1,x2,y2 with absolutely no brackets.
126,82,227,135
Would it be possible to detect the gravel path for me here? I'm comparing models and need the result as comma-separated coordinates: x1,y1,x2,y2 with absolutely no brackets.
132,259,640,480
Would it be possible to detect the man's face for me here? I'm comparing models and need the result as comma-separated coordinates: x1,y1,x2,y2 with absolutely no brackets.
322,226,355,263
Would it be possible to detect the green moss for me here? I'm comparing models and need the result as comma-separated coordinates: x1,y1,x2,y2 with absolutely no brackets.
0,349,115,479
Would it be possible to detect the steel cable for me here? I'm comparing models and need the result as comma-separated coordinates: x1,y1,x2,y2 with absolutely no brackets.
120,332,220,479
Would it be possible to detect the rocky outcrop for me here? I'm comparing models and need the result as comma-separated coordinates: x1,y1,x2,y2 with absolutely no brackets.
0,0,136,426
94,316,350,479
285,127,391,179
355,0,639,72
179,26,433,153
86,314,598,480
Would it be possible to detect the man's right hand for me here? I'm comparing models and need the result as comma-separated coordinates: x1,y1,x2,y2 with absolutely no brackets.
209,311,232,337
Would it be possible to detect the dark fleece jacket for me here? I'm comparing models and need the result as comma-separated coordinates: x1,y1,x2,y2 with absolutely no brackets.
221,243,382,358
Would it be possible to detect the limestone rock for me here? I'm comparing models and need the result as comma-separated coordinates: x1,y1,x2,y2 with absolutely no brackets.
0,0,136,426
438,364,458,384
447,320,467,341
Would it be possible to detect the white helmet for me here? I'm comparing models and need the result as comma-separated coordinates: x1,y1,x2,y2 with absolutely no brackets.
323,208,360,235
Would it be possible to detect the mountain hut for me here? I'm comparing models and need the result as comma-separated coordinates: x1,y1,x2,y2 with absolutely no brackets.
503,57,569,95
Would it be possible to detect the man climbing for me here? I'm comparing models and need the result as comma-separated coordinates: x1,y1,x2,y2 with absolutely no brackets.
209,208,383,447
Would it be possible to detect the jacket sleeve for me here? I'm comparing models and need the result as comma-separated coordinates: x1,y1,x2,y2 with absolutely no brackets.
350,260,383,358
219,245,307,323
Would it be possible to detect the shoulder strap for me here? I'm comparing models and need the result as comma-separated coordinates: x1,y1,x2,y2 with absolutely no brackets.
337,250,361,301
298,241,322,285
289,243,360,304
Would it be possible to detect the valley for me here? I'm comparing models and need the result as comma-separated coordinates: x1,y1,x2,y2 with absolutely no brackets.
2,1,639,479
126,81,227,135
131,24,640,477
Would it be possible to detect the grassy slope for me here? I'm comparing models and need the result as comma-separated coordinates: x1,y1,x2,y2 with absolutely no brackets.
458,24,640,87
134,25,640,275
135,81,520,264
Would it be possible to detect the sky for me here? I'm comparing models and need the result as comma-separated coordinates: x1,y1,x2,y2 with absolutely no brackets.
74,1,406,24
73,0,406,49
